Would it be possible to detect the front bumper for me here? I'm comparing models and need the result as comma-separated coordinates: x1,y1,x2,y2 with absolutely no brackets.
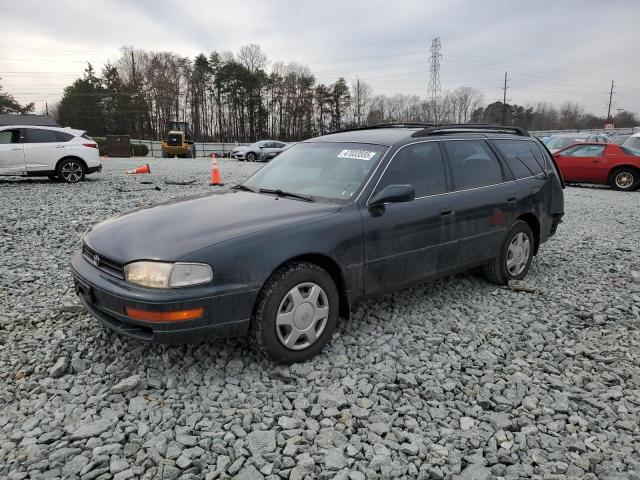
87,165,102,174
70,252,256,344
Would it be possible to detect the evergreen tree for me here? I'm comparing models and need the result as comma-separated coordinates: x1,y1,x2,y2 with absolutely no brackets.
57,64,106,134
0,79,34,114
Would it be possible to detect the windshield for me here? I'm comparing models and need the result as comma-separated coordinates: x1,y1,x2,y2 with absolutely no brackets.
624,137,640,150
546,136,586,149
242,142,387,202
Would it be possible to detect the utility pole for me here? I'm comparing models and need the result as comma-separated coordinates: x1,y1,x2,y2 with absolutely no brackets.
427,37,442,123
606,80,615,124
502,72,509,125
45,102,49,116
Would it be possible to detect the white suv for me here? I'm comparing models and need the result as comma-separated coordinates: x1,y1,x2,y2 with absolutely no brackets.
0,126,102,183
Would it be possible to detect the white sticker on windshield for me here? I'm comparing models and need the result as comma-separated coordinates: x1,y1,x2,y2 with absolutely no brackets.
337,149,377,161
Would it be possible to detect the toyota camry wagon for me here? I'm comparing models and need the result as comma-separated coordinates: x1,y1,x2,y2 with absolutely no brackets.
71,124,564,363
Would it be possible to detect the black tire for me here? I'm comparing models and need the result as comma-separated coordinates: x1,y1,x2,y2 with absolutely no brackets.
246,152,257,162
608,167,640,191
56,158,86,183
161,151,169,158
184,147,193,159
249,262,340,364
482,220,534,285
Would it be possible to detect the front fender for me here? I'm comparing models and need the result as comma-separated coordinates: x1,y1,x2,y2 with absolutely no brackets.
179,204,364,303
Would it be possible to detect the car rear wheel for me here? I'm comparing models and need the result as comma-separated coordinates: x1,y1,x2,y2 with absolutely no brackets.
609,167,639,191
482,220,534,285
250,262,339,364
57,158,86,183
246,152,257,162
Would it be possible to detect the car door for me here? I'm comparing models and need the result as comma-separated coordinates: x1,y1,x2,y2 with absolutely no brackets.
556,144,606,182
442,139,515,267
23,127,63,172
361,141,457,295
0,128,26,174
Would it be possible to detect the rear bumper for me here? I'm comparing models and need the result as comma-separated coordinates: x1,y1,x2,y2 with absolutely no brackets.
70,252,256,344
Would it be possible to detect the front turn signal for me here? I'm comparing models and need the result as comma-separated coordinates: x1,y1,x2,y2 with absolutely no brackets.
125,307,204,323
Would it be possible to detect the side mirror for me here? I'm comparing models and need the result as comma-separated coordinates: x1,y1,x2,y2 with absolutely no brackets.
368,184,415,207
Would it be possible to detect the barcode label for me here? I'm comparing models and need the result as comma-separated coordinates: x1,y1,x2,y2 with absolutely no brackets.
337,149,377,161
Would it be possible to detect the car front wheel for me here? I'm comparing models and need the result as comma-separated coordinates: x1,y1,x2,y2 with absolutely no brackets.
57,158,86,183
250,262,339,364
246,152,257,162
483,220,534,285
609,167,639,191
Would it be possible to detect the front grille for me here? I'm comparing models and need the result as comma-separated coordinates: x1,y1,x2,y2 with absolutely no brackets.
82,244,125,279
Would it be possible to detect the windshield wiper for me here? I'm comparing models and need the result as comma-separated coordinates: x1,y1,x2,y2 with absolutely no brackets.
258,188,315,202
231,184,256,193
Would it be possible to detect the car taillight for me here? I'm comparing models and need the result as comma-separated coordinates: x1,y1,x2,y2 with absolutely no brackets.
83,143,98,148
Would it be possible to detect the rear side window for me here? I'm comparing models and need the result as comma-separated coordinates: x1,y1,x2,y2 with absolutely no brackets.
26,128,58,143
55,131,74,142
493,140,545,178
377,142,447,197
0,130,20,144
443,140,503,190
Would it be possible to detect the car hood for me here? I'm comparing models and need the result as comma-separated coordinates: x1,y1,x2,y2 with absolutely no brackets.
84,191,340,264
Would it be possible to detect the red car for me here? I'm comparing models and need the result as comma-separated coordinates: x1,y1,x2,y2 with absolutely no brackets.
553,143,640,191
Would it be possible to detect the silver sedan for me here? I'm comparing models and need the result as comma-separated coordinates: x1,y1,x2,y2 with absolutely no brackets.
232,140,287,162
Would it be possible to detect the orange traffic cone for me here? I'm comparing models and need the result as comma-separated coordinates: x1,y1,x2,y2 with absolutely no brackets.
209,153,223,186
126,163,151,174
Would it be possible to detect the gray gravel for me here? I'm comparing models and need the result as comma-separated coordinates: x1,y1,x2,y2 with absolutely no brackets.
1,157,640,479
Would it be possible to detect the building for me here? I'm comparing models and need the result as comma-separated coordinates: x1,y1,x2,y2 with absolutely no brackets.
0,114,59,127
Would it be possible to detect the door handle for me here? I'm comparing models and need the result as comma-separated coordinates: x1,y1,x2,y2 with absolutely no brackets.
507,194,517,202
10,147,22,151
55,145,65,149
440,208,454,216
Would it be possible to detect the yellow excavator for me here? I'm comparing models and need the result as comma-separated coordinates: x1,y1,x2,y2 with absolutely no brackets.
160,121,196,158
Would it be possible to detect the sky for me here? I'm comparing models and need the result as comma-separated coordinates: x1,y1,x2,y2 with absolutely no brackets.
2,0,639,117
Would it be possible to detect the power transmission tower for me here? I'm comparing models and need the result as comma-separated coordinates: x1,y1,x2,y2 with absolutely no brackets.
502,72,510,125
606,80,615,124
427,37,442,123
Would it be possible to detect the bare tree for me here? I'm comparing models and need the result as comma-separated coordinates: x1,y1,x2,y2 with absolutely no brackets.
448,87,483,123
237,44,268,73
350,78,372,126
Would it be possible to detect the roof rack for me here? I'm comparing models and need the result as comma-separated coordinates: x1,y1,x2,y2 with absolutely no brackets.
329,123,437,134
412,123,530,137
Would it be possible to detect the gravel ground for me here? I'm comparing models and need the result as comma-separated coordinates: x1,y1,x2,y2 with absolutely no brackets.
1,157,639,480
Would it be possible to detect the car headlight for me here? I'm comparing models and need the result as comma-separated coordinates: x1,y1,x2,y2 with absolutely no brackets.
123,261,213,288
